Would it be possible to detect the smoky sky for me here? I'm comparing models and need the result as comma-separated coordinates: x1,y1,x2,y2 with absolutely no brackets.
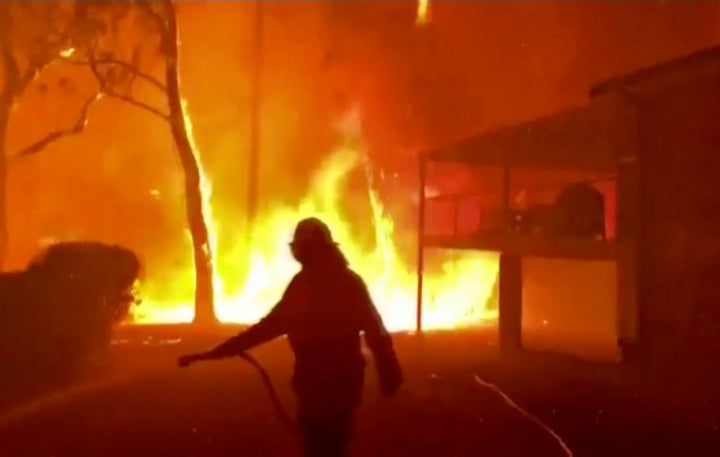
3,1,719,269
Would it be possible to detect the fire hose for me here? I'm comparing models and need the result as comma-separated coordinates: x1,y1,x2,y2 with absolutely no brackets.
236,352,299,434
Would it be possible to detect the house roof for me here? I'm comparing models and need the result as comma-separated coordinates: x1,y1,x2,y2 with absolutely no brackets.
590,45,720,97
426,98,629,172
426,45,720,171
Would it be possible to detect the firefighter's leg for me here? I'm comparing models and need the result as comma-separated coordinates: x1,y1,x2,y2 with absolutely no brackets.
298,406,353,457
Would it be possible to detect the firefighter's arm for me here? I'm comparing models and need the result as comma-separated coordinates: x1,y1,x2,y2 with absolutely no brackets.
354,275,403,396
178,282,295,366
208,303,288,357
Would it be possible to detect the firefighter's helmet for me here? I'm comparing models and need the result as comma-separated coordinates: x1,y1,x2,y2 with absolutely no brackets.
290,217,336,247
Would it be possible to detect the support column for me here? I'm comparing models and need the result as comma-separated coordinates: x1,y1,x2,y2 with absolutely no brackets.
416,154,427,334
616,158,640,364
499,253,522,354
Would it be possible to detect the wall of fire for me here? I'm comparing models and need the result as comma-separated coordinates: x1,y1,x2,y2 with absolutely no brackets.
2,2,719,331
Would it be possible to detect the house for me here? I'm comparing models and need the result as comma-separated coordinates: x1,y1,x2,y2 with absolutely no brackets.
417,45,720,374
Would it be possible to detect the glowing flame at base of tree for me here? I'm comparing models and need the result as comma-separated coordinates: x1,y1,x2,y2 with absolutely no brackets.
129,101,498,332
179,97,224,303
416,0,430,26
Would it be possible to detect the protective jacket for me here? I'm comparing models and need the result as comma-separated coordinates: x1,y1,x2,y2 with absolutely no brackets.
209,263,402,407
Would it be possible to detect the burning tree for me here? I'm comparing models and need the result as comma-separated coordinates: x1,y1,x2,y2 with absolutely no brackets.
67,0,217,325
1,1,216,324
0,3,87,268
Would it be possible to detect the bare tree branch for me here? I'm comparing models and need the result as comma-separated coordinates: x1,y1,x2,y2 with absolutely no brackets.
103,90,169,120
12,92,101,158
61,56,166,92
87,42,106,92
136,0,170,52
77,38,168,121
11,80,168,161
16,67,39,95
17,56,58,95
0,9,20,96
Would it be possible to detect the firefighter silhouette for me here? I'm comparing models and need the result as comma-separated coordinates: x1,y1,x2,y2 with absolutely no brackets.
178,217,403,457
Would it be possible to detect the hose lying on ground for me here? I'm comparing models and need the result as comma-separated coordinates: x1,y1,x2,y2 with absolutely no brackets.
473,375,573,457
236,352,298,434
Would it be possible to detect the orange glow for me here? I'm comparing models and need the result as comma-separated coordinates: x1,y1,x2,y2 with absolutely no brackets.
416,0,430,26
59,47,75,58
4,0,717,339
129,103,498,332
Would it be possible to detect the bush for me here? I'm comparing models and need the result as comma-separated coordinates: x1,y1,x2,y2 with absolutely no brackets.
0,242,140,388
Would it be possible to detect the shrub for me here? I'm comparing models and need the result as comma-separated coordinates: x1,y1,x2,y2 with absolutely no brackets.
0,242,140,387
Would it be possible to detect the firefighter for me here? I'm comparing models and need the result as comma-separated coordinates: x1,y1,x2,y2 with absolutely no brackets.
178,217,403,457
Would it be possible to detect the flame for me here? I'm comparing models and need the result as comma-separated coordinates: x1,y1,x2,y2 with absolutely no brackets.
182,97,226,304
416,0,430,26
59,47,75,58
129,101,498,332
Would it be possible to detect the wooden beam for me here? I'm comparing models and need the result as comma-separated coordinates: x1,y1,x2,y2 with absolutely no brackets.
423,233,620,261
499,254,523,353
426,104,620,172
416,154,427,334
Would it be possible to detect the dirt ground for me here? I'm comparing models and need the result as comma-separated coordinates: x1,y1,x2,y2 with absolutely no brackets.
1,327,718,456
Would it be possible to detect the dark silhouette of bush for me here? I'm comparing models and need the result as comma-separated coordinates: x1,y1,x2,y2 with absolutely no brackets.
0,242,140,400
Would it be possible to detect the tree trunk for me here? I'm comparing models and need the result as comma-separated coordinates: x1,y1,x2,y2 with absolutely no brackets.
0,6,13,270
0,96,10,270
163,2,217,326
